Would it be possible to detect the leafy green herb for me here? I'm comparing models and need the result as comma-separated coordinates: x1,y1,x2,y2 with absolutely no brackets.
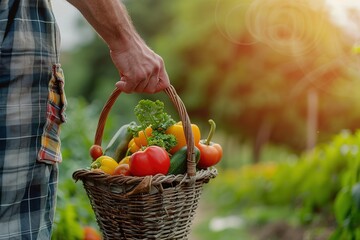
130,99,177,152
148,131,177,152
133,99,175,131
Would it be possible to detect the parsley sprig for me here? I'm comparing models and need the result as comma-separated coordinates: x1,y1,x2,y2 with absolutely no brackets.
130,99,177,152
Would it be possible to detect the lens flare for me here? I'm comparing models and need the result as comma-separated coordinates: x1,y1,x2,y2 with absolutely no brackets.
245,0,327,56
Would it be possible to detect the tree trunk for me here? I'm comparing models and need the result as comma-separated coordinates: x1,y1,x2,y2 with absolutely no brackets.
253,120,272,163
306,89,318,150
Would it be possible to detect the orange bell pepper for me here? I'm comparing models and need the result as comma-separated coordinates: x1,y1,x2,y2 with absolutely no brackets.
128,138,140,153
133,126,152,147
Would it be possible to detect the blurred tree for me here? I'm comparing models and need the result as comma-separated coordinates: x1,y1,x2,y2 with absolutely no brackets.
60,0,360,162
123,0,174,41
152,0,360,162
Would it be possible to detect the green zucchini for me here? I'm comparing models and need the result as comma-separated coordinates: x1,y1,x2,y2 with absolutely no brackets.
168,146,200,175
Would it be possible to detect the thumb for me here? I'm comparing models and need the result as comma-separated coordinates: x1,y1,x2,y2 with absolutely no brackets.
115,80,125,89
115,79,133,93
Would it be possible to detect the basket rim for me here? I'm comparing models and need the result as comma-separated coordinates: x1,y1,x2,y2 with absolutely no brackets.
73,167,217,195
73,167,217,186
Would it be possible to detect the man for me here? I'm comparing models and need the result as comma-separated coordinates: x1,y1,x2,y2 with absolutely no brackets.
0,0,170,239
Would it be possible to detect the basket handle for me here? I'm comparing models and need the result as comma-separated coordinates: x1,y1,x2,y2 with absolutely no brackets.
93,85,197,177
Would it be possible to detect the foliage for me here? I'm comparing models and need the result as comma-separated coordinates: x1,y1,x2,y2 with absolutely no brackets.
61,37,117,102
330,146,360,239
152,0,360,155
206,129,360,233
52,98,106,239
124,0,174,41
60,0,360,162
55,1,360,238
52,203,84,240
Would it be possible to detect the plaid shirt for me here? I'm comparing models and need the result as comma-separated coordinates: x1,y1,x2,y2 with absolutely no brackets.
0,0,66,239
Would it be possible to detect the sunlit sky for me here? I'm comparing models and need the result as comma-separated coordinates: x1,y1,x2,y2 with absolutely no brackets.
52,0,84,50
53,0,360,51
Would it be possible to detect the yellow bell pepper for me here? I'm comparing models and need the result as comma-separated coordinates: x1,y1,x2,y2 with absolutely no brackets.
91,156,118,175
118,156,131,165
166,121,201,154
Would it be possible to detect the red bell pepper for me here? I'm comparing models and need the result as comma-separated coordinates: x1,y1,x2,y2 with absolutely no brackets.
197,119,223,169
129,146,170,176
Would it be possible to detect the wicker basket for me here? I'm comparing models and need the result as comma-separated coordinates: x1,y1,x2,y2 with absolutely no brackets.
73,85,218,240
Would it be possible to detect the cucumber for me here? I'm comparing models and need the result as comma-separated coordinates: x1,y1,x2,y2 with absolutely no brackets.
168,146,200,175
105,122,134,162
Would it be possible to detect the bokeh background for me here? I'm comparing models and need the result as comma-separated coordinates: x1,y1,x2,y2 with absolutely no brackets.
52,0,360,239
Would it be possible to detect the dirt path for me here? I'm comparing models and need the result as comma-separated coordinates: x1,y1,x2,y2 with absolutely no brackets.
189,200,213,240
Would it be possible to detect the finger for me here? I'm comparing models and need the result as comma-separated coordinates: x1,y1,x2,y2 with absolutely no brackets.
156,69,170,90
134,78,149,92
143,75,160,93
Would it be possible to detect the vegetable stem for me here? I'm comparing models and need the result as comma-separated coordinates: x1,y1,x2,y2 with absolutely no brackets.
205,119,216,145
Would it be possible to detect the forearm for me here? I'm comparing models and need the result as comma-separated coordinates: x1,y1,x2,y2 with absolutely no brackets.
66,0,142,52
65,0,170,93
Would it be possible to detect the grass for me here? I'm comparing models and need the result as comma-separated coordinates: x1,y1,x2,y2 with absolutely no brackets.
190,195,301,240
189,141,335,240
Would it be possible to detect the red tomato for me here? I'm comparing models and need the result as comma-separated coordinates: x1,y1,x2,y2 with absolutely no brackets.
129,146,170,176
89,145,103,160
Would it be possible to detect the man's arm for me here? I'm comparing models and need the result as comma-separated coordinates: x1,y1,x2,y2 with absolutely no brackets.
66,0,170,93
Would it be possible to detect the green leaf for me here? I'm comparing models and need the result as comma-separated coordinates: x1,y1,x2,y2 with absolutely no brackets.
53,204,84,240
352,183,360,210
329,229,343,240
334,187,353,227
356,228,360,240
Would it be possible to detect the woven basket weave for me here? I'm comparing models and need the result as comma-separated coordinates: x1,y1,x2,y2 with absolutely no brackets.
73,85,217,240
